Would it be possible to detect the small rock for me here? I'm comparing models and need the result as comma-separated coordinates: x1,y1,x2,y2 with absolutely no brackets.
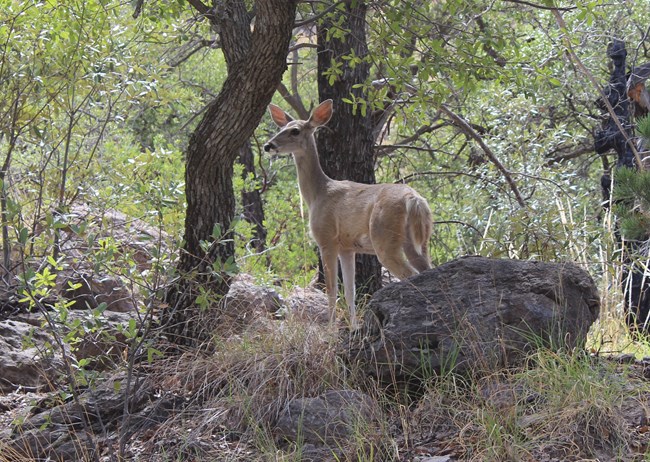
0,320,65,393
61,273,136,313
275,389,381,452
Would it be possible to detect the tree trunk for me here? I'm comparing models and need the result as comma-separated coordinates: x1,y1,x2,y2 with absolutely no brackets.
238,141,267,256
163,0,297,346
316,0,383,302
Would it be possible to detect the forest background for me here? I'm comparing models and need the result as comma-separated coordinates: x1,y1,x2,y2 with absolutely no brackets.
2,0,650,460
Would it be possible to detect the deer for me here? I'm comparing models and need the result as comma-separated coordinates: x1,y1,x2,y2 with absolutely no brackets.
264,99,432,327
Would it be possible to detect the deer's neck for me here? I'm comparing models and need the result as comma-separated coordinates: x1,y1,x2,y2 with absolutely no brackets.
293,138,331,207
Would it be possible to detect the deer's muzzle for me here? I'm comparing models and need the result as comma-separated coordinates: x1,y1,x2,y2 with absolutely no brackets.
263,142,276,152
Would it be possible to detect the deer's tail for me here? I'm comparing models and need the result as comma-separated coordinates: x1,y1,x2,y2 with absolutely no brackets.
406,194,432,267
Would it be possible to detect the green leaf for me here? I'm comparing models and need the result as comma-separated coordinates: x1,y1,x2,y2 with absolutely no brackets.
18,227,29,246
147,347,163,363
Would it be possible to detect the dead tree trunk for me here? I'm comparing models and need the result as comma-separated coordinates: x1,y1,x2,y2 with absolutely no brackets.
595,40,650,334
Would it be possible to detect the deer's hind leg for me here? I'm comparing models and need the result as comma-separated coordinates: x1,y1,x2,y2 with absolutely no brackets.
370,208,417,280
403,239,431,273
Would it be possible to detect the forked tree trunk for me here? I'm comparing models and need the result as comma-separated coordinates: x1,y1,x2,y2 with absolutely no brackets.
163,0,297,346
316,0,383,302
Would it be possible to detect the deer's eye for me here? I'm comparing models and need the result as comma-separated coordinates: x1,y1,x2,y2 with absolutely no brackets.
290,128,300,136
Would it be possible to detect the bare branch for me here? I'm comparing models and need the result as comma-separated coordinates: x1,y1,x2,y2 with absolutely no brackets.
277,83,310,119
502,0,576,11
288,42,319,53
132,0,144,18
475,16,507,67
432,220,482,236
375,122,446,156
440,105,526,207
544,144,594,167
294,1,343,28
186,0,211,16
167,38,220,68
277,47,310,119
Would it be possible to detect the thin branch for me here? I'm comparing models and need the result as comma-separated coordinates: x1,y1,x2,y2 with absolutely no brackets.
167,38,220,68
294,1,343,28
186,0,211,16
288,43,319,53
399,167,506,185
544,144,593,166
132,0,144,18
502,0,576,11
278,83,310,119
374,122,446,156
440,105,526,207
432,220,482,236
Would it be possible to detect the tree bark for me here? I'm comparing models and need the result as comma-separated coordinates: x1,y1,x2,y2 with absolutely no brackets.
238,141,267,256
163,0,297,346
316,0,383,302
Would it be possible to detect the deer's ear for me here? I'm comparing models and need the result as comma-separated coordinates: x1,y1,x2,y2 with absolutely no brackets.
268,104,293,127
309,99,333,127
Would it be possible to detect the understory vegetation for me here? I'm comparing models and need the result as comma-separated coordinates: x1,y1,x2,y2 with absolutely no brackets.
2,0,650,460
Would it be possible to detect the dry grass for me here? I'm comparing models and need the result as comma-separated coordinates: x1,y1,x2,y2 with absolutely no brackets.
141,316,347,460
403,349,647,461
120,304,650,462
4,246,650,461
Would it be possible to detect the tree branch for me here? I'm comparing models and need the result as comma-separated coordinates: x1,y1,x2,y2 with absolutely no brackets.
543,144,593,167
167,38,220,68
132,0,144,18
277,82,310,119
440,105,526,207
186,0,211,15
288,42,319,53
374,122,446,156
502,0,576,11
294,1,343,28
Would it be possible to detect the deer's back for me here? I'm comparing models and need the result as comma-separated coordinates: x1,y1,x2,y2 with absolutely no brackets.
308,180,427,252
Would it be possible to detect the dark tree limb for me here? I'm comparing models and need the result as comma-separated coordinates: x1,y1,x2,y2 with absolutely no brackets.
501,0,576,11
295,1,343,28
543,143,593,166
374,122,446,156
440,105,526,207
278,48,310,119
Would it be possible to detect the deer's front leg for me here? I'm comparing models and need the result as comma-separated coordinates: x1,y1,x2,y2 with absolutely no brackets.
339,251,357,328
320,247,339,324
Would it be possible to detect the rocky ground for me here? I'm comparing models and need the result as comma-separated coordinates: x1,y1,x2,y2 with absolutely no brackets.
1,208,649,461
1,351,650,461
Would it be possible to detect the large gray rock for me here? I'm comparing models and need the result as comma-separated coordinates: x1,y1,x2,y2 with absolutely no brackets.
215,274,284,334
347,257,600,384
60,273,136,313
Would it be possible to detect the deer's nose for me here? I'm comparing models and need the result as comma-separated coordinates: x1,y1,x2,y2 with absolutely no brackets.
263,142,275,152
